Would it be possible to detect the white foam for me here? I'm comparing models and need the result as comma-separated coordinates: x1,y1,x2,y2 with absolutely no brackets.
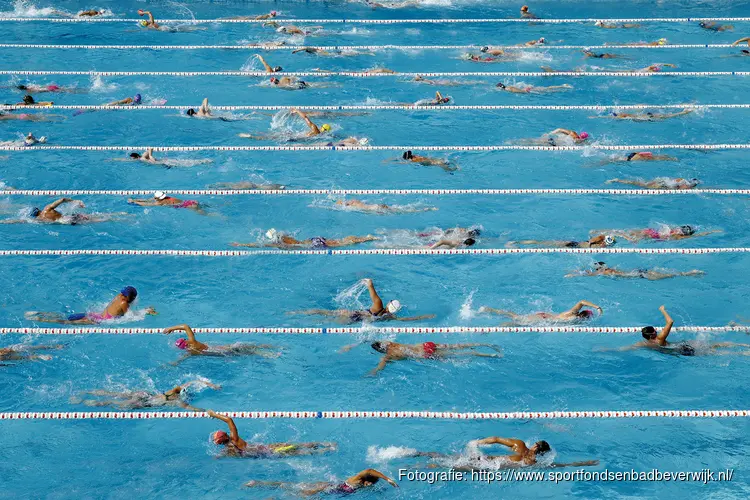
0,0,61,18
90,75,118,93
459,289,477,320
366,445,419,463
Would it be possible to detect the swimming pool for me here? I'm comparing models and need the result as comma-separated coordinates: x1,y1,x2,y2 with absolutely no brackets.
2,0,750,498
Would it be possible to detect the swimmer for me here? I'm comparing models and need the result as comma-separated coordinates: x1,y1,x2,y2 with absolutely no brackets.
394,150,457,172
207,410,337,458
73,380,221,410
699,21,733,32
496,82,573,94
163,324,281,364
273,24,322,36
269,76,310,90
594,109,693,121
635,63,677,73
127,148,162,164
514,37,547,47
292,108,332,136
231,229,377,249
524,128,589,146
0,344,64,363
128,192,207,214
566,261,705,280
595,21,641,29
412,75,486,86
16,95,54,106
583,49,622,59
137,9,160,29
105,94,142,106
610,38,668,46
605,177,699,190
478,300,602,325
223,11,277,20
464,52,516,63
25,286,157,324
15,84,83,94
245,468,397,494
0,111,49,122
126,148,211,169
0,197,121,225
77,9,105,17
334,199,437,214
596,225,720,243
22,132,46,146
364,67,396,74
185,98,212,118
255,54,283,73
600,151,679,164
289,278,435,324
208,181,286,190
238,108,332,140
412,436,598,470
341,340,502,375
608,306,750,356
429,237,477,248
507,234,615,248
413,91,451,106
520,5,538,19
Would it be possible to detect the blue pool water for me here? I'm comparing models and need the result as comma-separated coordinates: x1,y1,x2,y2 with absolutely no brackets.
2,0,750,498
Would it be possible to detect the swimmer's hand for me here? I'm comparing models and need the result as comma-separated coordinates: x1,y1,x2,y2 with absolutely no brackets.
138,9,145,15
478,306,489,313
658,305,666,312
145,307,157,315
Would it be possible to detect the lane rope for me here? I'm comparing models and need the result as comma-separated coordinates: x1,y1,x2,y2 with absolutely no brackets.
1,104,745,111
2,144,749,152
1,17,749,23
1,189,748,196
1,326,747,335
0,43,745,50
0,249,743,256
1,70,749,77
1,410,748,420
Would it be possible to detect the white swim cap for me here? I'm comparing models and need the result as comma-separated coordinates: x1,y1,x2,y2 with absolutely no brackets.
386,300,401,314
154,191,168,200
265,228,279,241
604,235,616,246
357,138,369,146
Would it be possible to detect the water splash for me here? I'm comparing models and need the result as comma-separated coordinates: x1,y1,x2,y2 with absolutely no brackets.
334,280,369,310
0,0,62,18
366,445,419,463
90,75,118,93
459,290,477,320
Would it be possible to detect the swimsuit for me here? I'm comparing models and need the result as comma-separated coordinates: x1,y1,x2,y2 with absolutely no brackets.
643,228,663,240
423,341,438,359
177,200,198,209
329,483,356,495
349,308,390,323
310,236,328,249
67,312,113,323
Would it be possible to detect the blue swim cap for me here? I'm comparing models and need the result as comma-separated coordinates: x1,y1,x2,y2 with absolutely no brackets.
134,94,142,104
120,286,138,302
30,207,41,217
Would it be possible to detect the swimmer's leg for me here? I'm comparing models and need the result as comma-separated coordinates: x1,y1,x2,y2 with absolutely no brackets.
336,235,379,246
680,270,705,277
20,344,64,351
711,342,750,349
287,309,344,317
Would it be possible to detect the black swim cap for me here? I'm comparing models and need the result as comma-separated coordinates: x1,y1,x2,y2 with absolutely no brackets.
535,441,551,455
496,82,506,89
23,95,34,104
273,66,283,72
468,229,481,238
642,326,657,340
594,261,606,268
626,152,637,161
680,225,694,235
464,238,476,246
371,341,387,353
129,152,141,159
30,207,41,217
481,46,489,52
17,85,27,90
186,109,196,116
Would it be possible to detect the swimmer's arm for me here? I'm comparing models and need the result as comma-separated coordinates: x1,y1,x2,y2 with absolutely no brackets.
429,239,452,249
550,460,599,469
177,401,203,412
350,469,398,488
164,324,197,343
339,341,366,353
44,197,76,211
692,230,722,237
143,11,155,24
364,279,384,314
548,128,574,137
199,98,210,115
656,305,674,344
368,356,390,376
394,314,436,322
568,300,602,314
292,109,319,133
255,55,273,72
732,37,750,46
181,380,222,390
207,410,241,441
474,437,525,449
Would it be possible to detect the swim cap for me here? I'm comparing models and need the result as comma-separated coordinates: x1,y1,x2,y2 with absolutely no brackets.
265,228,279,241
680,225,694,235
594,261,606,269
30,207,41,218
578,309,594,318
186,109,196,116
273,66,283,72
270,77,279,84
140,20,148,27
270,11,277,16
658,38,667,45
212,430,230,445
538,37,546,43
175,338,188,350
496,82,506,89
357,138,369,146
120,286,138,302
321,124,332,132
579,132,590,139
604,235,615,246
481,46,489,53
154,191,168,201
386,300,401,314
23,95,34,104
133,94,142,104
595,20,604,26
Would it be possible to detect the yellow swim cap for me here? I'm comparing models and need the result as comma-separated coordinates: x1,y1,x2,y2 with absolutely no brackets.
140,20,148,27
657,38,667,45
321,124,332,132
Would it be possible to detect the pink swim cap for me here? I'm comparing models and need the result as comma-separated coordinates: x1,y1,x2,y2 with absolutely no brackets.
271,10,277,15
175,338,188,349
579,132,589,139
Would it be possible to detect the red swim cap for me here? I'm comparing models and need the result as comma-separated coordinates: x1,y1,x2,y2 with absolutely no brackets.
213,430,230,445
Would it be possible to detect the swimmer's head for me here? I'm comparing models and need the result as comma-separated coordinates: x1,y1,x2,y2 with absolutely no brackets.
175,338,188,350
212,430,230,445
680,225,694,236
538,37,546,44
626,152,637,161
357,138,369,146
16,85,27,91
270,77,280,85
594,261,607,270
133,94,142,104
641,326,657,340
579,132,590,140
321,124,332,133
657,38,667,45
371,341,390,353
521,5,529,12
22,95,34,104
468,228,481,238
265,228,279,241
270,11,277,17
186,109,196,116
402,150,413,160
30,207,41,218
688,178,700,187
577,309,594,319
154,191,168,201
273,66,283,72
496,82,506,89
120,286,138,302
463,238,476,246
595,20,604,27
140,20,148,27
129,152,141,159
386,300,402,315
481,46,489,53
604,235,616,246
532,441,551,455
